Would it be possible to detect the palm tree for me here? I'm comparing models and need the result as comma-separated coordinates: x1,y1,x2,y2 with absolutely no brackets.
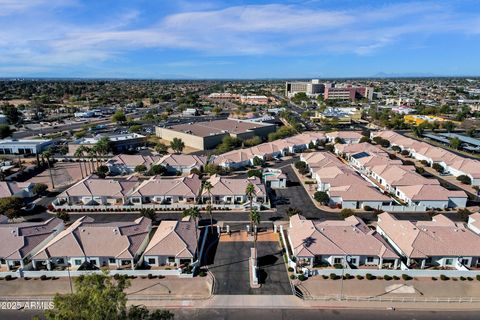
245,182,256,234
249,208,261,265
182,207,201,259
73,147,85,179
95,137,111,166
85,146,96,172
91,145,101,170
170,138,185,154
203,181,214,234
42,150,55,189
139,208,157,224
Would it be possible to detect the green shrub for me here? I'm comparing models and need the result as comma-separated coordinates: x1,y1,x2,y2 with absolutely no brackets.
460,276,466,281
287,267,294,272
393,276,400,280
298,274,306,281
384,275,392,281
290,274,296,280
329,273,338,280
432,277,437,281
401,274,412,281
468,277,474,281
199,271,207,277
366,273,375,280
440,274,449,281
333,263,343,269
356,275,364,280
322,275,329,280
340,208,355,218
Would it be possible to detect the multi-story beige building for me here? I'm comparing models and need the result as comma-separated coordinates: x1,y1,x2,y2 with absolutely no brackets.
285,79,325,98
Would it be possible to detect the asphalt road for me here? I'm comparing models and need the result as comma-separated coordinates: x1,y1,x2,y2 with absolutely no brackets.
4,308,479,320
274,165,341,220
207,240,290,295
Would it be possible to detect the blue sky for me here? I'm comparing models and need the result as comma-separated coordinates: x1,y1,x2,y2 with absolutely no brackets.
1,0,479,78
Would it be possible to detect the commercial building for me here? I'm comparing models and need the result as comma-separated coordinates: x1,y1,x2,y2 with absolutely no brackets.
240,95,270,105
156,119,276,150
310,107,362,124
324,86,373,101
285,79,325,98
0,139,53,155
404,114,458,126
207,93,240,101
68,133,147,155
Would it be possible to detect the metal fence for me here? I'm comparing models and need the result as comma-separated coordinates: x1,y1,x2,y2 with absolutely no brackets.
0,269,190,279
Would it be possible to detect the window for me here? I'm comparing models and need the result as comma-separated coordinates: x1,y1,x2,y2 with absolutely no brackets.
366,257,374,263
350,258,357,265
148,258,156,265
56,258,64,264
91,260,97,265
74,259,82,266
333,258,342,264
445,258,454,266
168,257,175,263
109,258,116,264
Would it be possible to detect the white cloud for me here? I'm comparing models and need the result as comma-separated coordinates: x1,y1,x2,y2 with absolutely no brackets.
0,1,478,73
0,0,77,16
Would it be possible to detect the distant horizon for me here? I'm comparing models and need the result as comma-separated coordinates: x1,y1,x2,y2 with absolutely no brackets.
1,0,479,78
1,75,480,82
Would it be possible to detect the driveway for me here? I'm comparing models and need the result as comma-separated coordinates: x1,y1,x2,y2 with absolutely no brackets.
273,165,340,220
207,239,290,295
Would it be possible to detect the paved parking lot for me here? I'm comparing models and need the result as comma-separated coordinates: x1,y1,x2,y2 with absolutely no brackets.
206,235,291,295
274,165,340,220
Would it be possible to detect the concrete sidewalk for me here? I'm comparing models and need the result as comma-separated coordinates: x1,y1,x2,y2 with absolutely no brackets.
131,294,480,311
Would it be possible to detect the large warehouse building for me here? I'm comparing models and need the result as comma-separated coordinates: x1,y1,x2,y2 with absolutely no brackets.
156,119,277,150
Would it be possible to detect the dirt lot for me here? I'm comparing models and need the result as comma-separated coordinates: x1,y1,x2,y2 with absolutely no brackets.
298,276,480,298
27,162,91,189
0,276,212,299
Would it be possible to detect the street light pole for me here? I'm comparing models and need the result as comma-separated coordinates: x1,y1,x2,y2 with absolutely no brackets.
339,255,347,301
67,258,73,294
